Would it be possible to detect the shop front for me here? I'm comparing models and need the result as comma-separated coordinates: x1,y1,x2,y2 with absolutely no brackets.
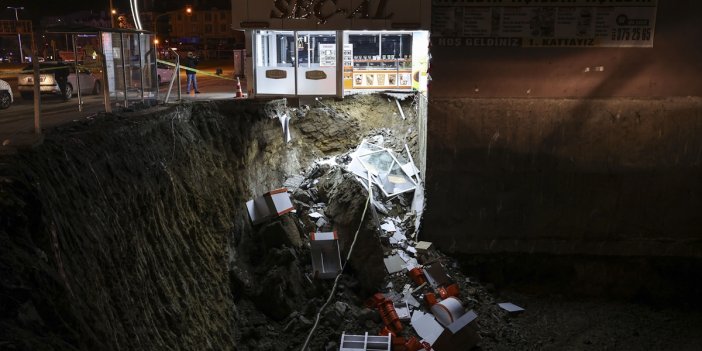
233,0,431,98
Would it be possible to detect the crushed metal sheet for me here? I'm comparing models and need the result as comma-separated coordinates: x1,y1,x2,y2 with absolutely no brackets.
283,174,305,190
395,300,411,321
383,254,406,274
401,162,420,179
382,92,415,101
278,113,292,143
381,220,397,233
498,302,525,313
389,231,407,245
403,290,420,308
308,212,324,219
424,263,451,289
348,156,370,180
415,241,433,254
411,182,425,236
397,250,412,263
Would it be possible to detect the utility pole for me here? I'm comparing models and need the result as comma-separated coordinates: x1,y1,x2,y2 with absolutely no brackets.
109,0,116,28
7,6,25,63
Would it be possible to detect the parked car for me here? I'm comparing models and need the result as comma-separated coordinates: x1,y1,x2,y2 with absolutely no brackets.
0,79,13,109
156,62,175,85
17,62,102,100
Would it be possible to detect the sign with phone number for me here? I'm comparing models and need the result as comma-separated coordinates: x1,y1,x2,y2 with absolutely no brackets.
431,1,657,47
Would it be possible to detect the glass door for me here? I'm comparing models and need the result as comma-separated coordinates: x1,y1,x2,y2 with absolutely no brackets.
254,30,296,95
296,31,337,96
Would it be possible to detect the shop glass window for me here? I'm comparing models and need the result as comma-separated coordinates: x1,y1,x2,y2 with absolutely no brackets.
205,13,212,21
348,34,380,57
255,31,295,68
381,34,412,59
296,32,336,67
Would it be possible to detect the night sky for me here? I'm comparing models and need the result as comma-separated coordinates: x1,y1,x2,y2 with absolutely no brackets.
1,0,107,21
1,0,229,22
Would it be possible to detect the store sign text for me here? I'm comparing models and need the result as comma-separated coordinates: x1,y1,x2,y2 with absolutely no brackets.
271,0,394,23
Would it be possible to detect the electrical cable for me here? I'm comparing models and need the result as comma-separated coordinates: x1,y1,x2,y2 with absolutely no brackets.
300,176,373,351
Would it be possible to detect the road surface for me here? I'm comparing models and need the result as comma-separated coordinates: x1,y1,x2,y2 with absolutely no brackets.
1,67,244,147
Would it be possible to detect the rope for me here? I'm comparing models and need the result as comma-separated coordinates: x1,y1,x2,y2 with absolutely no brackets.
300,176,374,351
156,59,237,81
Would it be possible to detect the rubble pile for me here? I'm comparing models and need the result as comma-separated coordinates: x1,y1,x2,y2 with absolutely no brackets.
237,126,532,350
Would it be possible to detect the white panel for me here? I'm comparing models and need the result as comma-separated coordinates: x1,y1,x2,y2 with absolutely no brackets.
297,67,337,95
256,67,296,95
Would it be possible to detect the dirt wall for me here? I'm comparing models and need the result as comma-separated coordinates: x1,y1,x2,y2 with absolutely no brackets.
0,101,310,350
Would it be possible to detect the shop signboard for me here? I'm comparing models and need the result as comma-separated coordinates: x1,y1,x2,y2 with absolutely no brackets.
431,0,658,47
233,0,432,30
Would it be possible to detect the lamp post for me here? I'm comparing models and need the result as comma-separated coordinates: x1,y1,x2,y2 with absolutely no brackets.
7,6,25,63
108,0,116,28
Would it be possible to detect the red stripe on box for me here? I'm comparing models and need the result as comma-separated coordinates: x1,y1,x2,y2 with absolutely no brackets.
267,188,289,196
277,207,294,216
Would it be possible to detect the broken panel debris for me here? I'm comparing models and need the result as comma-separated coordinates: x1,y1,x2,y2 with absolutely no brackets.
246,188,294,225
310,231,343,279
340,332,391,351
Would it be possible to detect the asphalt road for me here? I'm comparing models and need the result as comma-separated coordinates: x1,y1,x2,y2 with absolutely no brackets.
1,67,244,146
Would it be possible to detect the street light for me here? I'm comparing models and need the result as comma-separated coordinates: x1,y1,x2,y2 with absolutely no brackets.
6,6,25,63
186,6,192,15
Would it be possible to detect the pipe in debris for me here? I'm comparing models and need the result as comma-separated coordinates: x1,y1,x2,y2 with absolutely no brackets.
300,176,373,351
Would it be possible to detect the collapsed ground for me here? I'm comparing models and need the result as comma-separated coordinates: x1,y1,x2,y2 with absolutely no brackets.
1,95,701,350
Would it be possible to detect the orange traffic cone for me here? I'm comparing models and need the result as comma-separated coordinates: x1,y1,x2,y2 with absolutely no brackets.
235,77,244,98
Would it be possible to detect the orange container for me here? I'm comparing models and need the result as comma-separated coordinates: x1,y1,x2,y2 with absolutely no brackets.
424,292,438,306
407,267,427,285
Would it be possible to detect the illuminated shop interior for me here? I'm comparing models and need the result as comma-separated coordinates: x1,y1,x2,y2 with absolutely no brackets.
253,30,429,97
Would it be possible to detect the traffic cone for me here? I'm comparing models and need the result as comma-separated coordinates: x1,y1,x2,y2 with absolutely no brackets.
235,76,244,98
